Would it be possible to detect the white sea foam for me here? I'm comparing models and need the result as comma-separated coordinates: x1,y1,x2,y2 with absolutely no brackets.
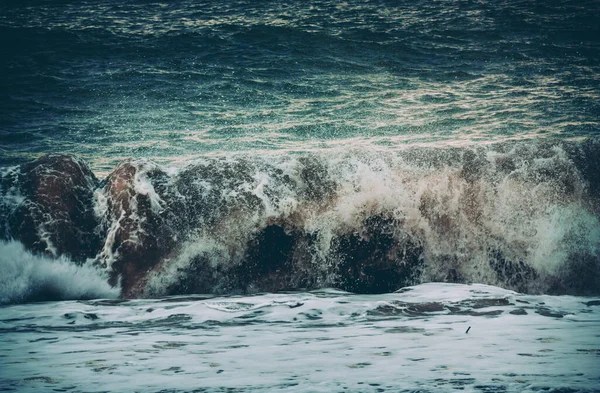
132,159,165,213
118,142,600,296
0,241,119,305
0,283,598,392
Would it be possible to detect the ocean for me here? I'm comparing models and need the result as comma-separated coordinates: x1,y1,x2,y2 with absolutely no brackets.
1,0,599,391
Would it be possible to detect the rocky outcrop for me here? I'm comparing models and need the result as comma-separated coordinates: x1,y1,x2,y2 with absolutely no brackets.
94,160,179,296
0,154,100,262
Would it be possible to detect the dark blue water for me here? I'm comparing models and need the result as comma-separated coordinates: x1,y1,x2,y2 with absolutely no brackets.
1,0,599,173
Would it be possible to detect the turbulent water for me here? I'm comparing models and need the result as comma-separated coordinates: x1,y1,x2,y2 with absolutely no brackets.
1,0,599,172
1,0,600,391
1,284,600,393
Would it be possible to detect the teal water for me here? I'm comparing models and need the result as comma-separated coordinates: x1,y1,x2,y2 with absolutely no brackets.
1,0,599,174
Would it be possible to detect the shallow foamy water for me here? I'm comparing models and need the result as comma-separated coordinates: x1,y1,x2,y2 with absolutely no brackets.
1,283,598,393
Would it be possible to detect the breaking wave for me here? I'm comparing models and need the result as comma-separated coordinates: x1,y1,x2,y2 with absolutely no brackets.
1,138,599,301
0,241,118,305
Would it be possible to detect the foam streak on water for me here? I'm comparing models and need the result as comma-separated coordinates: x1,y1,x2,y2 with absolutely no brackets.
0,284,599,392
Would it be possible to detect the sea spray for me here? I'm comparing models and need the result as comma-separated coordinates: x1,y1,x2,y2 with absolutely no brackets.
127,139,600,296
0,241,118,305
1,139,599,300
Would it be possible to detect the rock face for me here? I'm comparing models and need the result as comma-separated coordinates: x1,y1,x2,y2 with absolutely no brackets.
94,160,179,296
0,154,100,262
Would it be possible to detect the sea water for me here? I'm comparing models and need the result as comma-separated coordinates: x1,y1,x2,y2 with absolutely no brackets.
1,284,599,392
1,0,599,171
1,0,599,391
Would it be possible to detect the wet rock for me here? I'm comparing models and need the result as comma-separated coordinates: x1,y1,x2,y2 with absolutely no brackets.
164,254,229,295
3,141,599,299
459,148,486,183
237,224,298,292
548,251,600,296
563,137,600,211
1,154,100,261
161,224,319,295
332,215,423,294
173,159,263,228
489,250,538,293
95,160,178,296
296,156,336,204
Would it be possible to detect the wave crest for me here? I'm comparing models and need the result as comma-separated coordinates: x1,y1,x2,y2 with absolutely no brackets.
1,139,599,299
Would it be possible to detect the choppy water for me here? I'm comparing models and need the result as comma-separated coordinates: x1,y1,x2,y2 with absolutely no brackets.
1,1,600,391
1,0,599,173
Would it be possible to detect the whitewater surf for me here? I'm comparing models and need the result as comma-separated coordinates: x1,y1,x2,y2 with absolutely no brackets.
2,139,599,302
